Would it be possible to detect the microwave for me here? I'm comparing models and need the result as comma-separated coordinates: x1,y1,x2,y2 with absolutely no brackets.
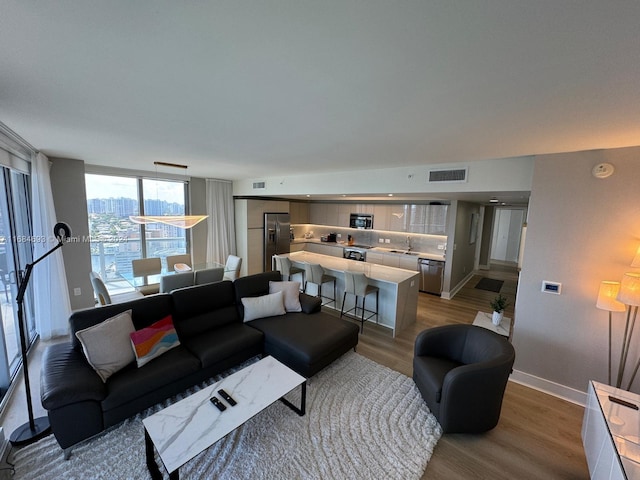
349,214,374,229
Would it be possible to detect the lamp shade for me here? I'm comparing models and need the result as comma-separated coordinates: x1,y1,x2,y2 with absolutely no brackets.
617,272,640,306
632,246,640,268
596,281,626,312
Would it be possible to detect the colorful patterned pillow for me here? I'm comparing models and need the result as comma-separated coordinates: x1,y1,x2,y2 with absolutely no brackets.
130,315,181,368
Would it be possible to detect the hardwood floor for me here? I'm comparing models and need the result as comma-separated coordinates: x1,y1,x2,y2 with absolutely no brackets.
344,265,590,480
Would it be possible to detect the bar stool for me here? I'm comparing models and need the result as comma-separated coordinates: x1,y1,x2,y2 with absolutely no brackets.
341,271,379,333
274,256,305,290
304,263,337,307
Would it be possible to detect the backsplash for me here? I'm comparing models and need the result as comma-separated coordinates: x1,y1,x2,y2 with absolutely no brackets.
291,224,447,257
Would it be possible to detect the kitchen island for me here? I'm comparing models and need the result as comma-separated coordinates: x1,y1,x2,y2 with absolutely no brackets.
280,251,419,337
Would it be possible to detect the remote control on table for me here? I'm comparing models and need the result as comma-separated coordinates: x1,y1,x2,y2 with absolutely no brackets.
218,389,237,406
210,396,227,412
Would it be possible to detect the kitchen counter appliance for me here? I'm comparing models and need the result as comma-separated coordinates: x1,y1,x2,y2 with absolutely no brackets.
344,247,367,262
419,258,444,295
349,213,373,229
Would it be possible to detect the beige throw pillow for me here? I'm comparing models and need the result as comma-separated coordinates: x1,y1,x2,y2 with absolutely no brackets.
75,310,136,382
242,291,286,322
269,281,302,312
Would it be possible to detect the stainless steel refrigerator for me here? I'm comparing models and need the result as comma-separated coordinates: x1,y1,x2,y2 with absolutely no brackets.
264,213,290,271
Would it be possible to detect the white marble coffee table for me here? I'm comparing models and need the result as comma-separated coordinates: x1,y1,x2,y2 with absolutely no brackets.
142,356,306,479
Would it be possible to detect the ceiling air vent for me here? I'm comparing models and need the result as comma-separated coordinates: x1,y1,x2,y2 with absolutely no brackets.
428,168,468,184
252,181,266,189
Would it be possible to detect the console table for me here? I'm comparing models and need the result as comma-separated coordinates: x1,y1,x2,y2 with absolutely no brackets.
582,380,640,479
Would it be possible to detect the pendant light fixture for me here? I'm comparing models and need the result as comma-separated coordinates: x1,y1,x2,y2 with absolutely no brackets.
129,162,208,229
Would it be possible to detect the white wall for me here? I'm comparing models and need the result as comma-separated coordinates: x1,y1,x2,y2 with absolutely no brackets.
514,146,640,398
233,157,534,197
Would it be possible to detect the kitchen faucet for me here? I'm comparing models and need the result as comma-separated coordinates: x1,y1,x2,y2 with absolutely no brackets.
406,236,412,251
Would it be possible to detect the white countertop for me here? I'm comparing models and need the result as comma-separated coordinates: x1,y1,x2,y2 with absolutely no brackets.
291,238,445,261
285,251,419,284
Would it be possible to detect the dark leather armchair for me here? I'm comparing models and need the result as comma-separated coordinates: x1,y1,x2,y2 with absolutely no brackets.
413,324,515,433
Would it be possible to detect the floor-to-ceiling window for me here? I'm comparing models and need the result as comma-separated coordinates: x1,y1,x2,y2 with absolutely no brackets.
0,167,34,400
85,173,188,294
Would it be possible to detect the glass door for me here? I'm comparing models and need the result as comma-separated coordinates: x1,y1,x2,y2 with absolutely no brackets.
0,167,33,399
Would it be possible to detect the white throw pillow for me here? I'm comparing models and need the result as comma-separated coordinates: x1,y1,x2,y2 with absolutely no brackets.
242,291,286,322
75,310,136,382
269,281,302,312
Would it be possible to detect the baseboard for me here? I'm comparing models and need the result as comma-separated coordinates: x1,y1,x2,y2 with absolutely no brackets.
442,271,475,300
510,369,587,406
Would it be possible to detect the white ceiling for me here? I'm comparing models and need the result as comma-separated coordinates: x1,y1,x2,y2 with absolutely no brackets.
1,1,639,184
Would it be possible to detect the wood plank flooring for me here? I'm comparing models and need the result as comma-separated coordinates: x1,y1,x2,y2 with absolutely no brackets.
341,265,590,479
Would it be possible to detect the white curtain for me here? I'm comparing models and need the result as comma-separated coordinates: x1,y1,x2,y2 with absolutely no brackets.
31,152,71,339
205,179,235,264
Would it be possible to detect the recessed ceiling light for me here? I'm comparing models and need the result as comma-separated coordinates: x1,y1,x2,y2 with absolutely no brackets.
489,197,499,203
306,195,311,197
388,194,394,197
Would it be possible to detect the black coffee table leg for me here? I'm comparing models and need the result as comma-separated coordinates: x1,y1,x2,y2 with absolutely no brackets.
280,381,306,416
146,428,179,480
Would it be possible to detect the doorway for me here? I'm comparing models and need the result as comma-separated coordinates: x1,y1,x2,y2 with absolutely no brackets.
489,207,527,267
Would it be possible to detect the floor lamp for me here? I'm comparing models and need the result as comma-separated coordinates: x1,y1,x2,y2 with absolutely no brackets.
9,222,71,446
596,281,626,386
616,272,640,390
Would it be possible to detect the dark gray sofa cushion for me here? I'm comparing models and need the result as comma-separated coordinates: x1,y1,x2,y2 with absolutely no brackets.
171,281,240,337
69,294,173,350
247,311,359,377
101,345,200,411
183,323,264,368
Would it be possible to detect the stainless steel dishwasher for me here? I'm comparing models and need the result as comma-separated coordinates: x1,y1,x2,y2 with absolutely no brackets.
418,258,444,295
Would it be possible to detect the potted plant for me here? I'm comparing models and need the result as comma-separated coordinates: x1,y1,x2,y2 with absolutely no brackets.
490,293,509,326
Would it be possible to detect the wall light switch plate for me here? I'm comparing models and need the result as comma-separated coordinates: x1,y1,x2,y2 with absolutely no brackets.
73,287,82,296
384,239,390,243
541,281,562,295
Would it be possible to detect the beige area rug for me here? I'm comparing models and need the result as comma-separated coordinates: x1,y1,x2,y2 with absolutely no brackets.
10,352,441,479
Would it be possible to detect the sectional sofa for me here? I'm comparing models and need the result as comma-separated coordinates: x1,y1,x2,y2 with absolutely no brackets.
40,271,359,456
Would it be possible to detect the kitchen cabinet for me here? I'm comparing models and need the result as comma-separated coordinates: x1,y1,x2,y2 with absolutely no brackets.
246,199,289,228
408,204,449,235
398,255,419,271
290,243,305,253
366,252,385,265
373,205,390,231
290,202,310,224
309,203,327,225
338,204,351,228
383,255,400,268
306,243,343,257
389,205,408,232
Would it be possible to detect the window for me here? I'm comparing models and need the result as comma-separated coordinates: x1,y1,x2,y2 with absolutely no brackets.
0,168,34,399
85,173,188,293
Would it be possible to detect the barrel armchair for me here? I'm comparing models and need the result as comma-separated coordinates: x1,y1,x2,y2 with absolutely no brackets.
413,324,515,433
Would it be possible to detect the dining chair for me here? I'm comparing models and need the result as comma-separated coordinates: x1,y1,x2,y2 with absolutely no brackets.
160,271,195,293
166,254,192,272
223,255,242,281
89,271,143,306
194,267,225,285
131,257,162,295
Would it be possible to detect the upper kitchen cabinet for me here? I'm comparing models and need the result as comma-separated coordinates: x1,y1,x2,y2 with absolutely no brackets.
389,204,408,232
244,199,290,228
338,204,351,228
373,205,390,231
310,203,339,226
408,204,448,235
290,202,310,224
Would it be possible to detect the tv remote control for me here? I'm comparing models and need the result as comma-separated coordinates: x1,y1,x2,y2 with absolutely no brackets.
210,396,226,411
609,395,639,410
218,389,237,406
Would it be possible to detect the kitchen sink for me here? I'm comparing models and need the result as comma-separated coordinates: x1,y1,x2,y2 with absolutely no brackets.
389,250,419,255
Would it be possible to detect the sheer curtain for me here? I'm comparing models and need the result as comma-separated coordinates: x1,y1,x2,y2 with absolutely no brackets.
205,179,236,264
31,152,71,339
